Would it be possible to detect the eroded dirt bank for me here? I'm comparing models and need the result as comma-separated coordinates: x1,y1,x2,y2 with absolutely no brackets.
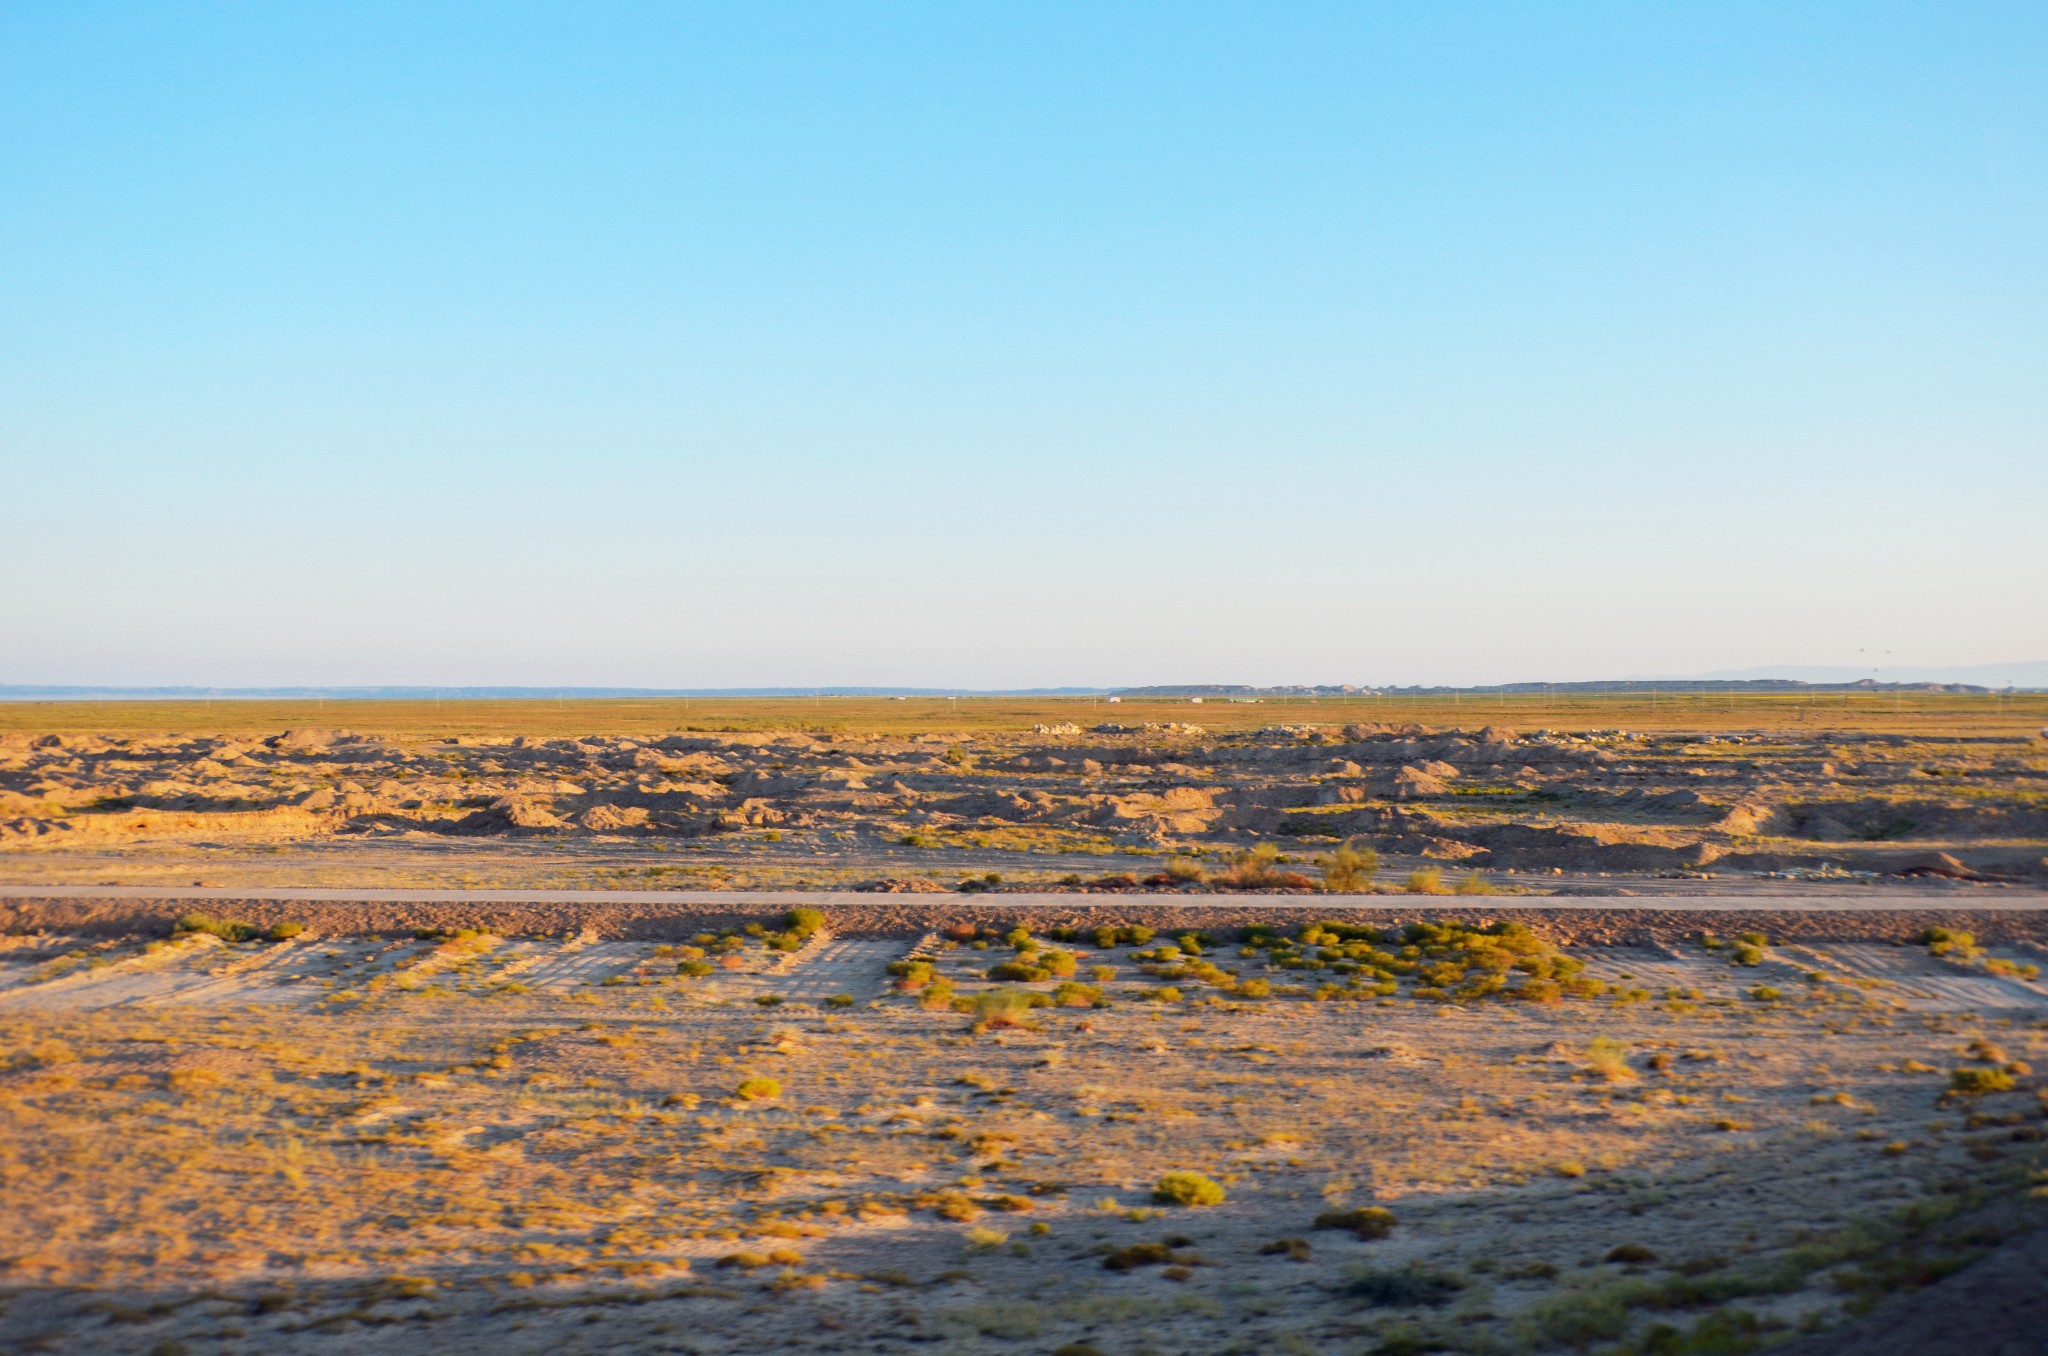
7,892,2048,947
6,717,2046,891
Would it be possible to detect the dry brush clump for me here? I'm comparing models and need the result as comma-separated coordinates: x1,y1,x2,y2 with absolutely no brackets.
1236,917,1607,1004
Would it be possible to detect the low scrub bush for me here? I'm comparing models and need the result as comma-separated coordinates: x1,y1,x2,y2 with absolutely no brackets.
1950,1067,2016,1095
1314,1206,1396,1239
1321,841,1378,893
972,988,1051,1029
172,913,263,943
1920,927,1980,959
1402,869,1443,895
1217,843,1315,890
783,907,825,938
1343,1265,1463,1307
735,1076,782,1100
1162,857,1206,885
889,960,938,990
1152,1172,1225,1207
1103,1241,1176,1271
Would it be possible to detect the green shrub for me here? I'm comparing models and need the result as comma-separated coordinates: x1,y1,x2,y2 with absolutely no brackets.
1749,986,1781,1002
735,1076,782,1101
782,907,825,938
1402,869,1443,895
825,993,855,1008
172,913,261,943
676,960,715,977
1517,1279,1651,1345
1921,927,1983,959
1163,857,1207,884
1731,944,1765,966
1103,1241,1176,1271
1314,1206,1396,1239
1052,981,1104,1008
1343,1265,1463,1307
972,988,1051,1027
1453,872,1496,896
987,960,1051,983
1321,841,1379,893
889,960,937,990
1152,1172,1225,1207
1950,1067,2016,1095
266,921,307,941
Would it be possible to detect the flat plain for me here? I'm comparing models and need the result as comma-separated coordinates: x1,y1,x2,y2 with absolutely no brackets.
1,696,2045,1355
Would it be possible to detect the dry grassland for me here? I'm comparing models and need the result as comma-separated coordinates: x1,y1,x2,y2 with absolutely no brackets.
1,909,2045,1355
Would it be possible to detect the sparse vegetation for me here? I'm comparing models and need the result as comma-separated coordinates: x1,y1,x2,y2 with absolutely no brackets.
1152,1172,1225,1207
2,698,2045,1355
1314,1206,1396,1239
1320,840,1378,892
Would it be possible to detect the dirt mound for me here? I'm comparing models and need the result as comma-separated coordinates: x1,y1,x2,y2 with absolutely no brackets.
1890,850,1983,880
578,803,650,832
455,797,567,834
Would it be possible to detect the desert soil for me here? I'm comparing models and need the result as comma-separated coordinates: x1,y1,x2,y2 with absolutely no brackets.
0,896,2044,1355
3,713,2044,895
3,704,2044,1354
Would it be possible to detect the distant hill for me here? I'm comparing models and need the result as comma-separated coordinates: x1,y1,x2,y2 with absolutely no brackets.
1686,662,2048,688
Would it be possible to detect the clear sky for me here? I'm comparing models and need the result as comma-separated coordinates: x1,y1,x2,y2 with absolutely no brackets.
4,3,2043,689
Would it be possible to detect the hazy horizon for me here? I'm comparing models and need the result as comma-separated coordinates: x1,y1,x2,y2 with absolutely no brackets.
6,4,2043,689
5,658,2046,698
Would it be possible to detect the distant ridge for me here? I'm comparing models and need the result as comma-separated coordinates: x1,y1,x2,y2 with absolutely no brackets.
1119,680,2031,697
1687,661,2048,688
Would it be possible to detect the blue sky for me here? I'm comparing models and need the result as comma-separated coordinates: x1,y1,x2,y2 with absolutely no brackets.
4,3,2043,688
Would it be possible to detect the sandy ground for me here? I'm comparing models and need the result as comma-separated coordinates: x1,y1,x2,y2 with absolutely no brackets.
1,899,2044,1355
